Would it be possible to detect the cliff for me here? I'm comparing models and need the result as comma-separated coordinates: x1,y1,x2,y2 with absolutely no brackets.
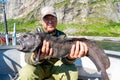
0,0,120,23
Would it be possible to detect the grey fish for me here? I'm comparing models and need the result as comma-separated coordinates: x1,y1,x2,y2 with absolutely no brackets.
17,33,110,80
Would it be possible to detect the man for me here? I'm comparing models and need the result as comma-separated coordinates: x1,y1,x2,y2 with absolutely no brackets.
18,6,88,80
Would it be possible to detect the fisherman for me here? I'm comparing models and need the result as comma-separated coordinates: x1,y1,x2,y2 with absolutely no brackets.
18,6,88,80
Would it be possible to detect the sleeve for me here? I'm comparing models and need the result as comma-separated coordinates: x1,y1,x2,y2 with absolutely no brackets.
24,52,44,65
62,57,76,64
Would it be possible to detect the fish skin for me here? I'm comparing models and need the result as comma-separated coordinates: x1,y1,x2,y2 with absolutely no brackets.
84,39,110,80
17,33,110,80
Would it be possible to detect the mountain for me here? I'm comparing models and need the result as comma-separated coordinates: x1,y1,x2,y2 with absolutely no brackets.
0,0,120,23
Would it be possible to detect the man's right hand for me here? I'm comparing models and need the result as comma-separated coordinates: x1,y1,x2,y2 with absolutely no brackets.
39,40,53,60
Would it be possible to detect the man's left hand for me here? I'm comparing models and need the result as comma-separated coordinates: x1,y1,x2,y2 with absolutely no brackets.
68,41,88,59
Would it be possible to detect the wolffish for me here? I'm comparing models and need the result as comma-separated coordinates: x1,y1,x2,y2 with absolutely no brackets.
17,33,110,80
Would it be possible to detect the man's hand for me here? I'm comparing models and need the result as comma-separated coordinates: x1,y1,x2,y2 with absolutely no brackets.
68,41,88,59
34,40,53,60
40,40,53,60
34,40,88,60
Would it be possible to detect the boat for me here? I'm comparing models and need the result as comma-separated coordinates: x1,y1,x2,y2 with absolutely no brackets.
0,1,120,79
0,45,120,80
78,50,120,80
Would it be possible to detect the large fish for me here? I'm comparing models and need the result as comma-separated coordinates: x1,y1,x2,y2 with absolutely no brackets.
17,33,110,80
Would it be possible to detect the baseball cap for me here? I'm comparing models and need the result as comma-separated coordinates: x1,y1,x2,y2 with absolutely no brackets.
41,6,57,19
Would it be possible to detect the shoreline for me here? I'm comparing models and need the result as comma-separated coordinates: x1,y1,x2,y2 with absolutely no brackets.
68,36,120,42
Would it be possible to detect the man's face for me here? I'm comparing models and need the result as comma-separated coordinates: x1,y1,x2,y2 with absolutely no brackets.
41,15,57,32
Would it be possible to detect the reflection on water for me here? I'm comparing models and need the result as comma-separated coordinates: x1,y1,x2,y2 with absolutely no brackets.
97,41,120,52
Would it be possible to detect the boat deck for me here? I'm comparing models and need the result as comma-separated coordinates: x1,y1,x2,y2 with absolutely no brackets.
0,45,120,80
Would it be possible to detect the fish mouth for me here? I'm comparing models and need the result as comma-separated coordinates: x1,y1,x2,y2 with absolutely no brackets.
17,40,24,51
